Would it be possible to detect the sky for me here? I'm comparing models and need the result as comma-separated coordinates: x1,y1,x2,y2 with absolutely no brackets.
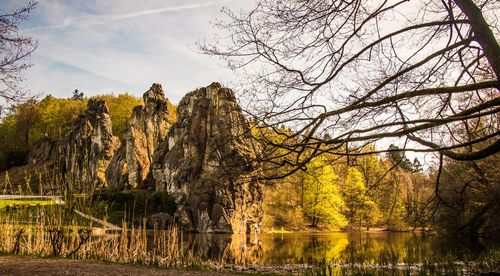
2,0,251,103
0,0,451,166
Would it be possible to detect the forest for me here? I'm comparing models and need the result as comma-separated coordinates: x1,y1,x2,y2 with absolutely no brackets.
1,94,498,239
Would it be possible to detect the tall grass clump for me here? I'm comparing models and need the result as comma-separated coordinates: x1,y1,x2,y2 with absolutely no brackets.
0,170,199,269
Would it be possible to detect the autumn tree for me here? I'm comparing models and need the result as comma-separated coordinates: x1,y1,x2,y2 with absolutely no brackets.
202,0,499,177
261,171,305,230
0,2,38,104
256,125,308,230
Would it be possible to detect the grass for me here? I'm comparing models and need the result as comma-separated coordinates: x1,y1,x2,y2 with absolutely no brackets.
91,190,176,226
0,199,56,209
0,187,201,270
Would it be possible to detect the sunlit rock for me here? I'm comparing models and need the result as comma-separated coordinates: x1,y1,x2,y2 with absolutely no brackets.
27,136,55,165
153,82,263,234
60,98,118,192
106,83,170,189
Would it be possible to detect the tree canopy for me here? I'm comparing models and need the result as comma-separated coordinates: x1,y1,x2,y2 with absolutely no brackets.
302,156,347,229
202,0,499,177
0,94,144,170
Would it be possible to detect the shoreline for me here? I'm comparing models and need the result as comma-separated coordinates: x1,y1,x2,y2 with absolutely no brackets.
0,255,237,276
1,253,497,275
263,226,431,234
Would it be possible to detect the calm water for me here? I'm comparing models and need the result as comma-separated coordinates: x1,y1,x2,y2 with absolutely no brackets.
181,232,497,266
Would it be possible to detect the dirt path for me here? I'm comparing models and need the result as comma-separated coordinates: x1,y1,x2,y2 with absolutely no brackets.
0,255,237,276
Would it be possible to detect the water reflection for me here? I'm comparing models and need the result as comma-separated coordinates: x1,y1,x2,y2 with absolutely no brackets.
181,232,495,266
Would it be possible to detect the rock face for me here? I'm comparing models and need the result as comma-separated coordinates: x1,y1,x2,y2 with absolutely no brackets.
28,136,55,165
21,82,263,234
106,83,170,189
153,82,263,233
105,146,127,189
61,99,118,192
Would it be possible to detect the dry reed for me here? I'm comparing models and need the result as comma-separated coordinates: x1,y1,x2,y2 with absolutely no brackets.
0,170,201,269
0,212,198,268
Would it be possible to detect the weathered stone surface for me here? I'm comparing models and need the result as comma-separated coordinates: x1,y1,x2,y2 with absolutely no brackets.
153,82,263,234
105,145,127,190
61,98,118,192
28,136,55,165
106,83,170,189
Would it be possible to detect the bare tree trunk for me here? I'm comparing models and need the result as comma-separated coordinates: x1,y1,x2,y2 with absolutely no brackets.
453,0,500,79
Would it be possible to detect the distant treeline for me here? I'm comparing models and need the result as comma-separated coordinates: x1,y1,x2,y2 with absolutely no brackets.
0,93,176,170
253,126,500,238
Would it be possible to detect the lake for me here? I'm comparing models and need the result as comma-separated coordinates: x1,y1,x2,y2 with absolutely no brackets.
180,232,498,273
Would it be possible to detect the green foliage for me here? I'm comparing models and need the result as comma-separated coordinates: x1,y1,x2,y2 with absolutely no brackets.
0,93,146,170
255,125,434,232
96,94,141,139
71,89,84,100
0,199,55,209
302,157,347,230
0,95,87,169
258,125,308,231
386,144,421,173
36,95,87,140
94,190,176,225
151,191,177,215
262,175,305,231
339,167,376,229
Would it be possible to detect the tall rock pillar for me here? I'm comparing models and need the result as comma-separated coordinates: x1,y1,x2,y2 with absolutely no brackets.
106,83,170,189
61,98,118,192
153,82,263,233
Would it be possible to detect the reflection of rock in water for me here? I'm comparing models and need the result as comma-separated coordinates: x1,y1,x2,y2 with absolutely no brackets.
185,234,230,261
183,234,263,265
225,234,263,265
153,232,499,267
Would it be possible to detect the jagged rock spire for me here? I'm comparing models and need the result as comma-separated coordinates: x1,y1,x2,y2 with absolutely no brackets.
106,83,170,189
153,82,263,233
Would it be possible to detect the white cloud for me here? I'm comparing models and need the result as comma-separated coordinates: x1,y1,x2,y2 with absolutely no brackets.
24,1,217,31
17,0,253,102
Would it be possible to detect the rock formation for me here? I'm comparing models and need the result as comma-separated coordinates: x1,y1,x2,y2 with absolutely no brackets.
28,136,55,165
106,83,170,189
61,98,118,192
153,82,263,233
20,82,263,233
105,146,127,189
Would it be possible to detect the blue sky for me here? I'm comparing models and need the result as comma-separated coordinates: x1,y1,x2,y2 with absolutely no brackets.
2,0,251,103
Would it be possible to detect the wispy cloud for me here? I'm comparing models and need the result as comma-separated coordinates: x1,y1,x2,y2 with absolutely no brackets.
25,2,215,31
18,0,245,101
